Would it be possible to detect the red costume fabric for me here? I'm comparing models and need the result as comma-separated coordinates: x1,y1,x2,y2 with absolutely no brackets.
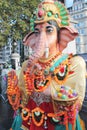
22,92,55,130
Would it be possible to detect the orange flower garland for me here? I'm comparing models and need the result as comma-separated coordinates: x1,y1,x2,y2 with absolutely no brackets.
21,107,71,128
21,107,45,127
7,71,21,111
34,76,51,92
23,68,35,95
53,59,70,85
21,107,30,121
32,107,45,127
24,70,51,93
23,53,62,94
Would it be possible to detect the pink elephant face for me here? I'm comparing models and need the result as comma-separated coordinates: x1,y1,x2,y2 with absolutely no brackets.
30,22,58,58
23,21,78,66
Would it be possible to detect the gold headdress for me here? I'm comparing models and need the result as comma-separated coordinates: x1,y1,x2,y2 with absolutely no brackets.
30,0,70,31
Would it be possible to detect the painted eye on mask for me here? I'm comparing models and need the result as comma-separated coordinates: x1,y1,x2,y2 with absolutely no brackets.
46,26,54,34
34,29,40,36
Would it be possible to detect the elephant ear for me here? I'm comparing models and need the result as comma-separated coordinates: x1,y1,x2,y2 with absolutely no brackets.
23,32,35,47
59,26,78,51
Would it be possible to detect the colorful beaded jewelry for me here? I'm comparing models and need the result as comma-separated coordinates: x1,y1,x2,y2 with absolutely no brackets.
29,0,70,32
24,53,72,94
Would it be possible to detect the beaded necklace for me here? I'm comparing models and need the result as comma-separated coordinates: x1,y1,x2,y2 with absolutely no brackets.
24,52,61,94
24,53,72,94
50,54,68,72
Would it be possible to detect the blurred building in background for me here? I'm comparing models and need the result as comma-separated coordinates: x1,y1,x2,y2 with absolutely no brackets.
66,0,87,54
0,39,21,69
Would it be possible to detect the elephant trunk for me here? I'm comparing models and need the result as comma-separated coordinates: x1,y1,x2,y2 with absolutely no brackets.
28,37,45,66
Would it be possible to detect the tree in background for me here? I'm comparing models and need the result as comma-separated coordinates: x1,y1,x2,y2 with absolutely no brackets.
0,0,40,47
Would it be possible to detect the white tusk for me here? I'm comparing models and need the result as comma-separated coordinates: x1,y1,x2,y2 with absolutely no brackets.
28,47,33,57
45,47,49,58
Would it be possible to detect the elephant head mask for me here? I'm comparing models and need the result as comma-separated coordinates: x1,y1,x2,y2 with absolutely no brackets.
23,0,78,66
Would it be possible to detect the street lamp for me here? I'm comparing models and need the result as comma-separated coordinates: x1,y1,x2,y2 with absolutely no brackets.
12,42,17,53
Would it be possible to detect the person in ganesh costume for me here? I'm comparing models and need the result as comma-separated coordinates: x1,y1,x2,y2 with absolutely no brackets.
7,0,86,130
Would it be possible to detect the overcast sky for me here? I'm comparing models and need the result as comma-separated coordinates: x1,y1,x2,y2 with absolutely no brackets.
65,0,74,8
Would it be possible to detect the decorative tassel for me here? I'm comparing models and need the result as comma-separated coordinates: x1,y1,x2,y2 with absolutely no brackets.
43,114,48,129
27,113,32,126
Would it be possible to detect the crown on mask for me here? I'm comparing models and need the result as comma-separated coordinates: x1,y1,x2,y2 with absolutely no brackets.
29,0,70,32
